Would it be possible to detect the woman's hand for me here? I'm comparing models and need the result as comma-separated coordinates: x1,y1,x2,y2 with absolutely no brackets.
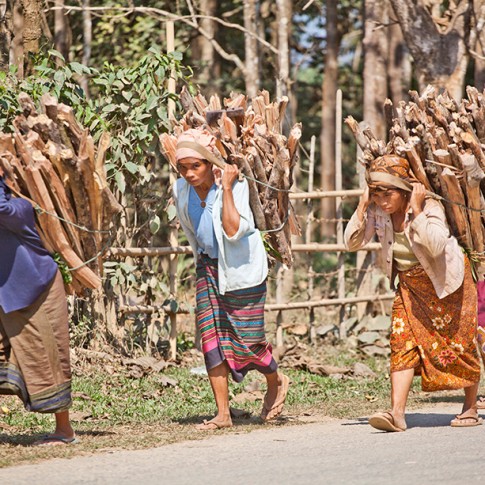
221,163,239,191
356,186,371,221
410,183,426,216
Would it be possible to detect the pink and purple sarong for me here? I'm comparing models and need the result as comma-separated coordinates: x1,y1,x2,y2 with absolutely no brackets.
196,254,277,382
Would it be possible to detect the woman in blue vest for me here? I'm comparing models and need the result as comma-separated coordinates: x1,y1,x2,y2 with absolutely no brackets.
0,176,76,445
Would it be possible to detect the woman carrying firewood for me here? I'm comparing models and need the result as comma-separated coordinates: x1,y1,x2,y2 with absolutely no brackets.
0,175,77,445
344,155,481,432
172,128,289,430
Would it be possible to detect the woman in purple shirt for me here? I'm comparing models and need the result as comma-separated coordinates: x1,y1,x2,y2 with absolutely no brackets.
0,176,76,445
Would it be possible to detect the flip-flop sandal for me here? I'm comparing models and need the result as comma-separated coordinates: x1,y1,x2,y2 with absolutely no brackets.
261,374,290,422
450,408,483,427
368,412,406,432
195,419,232,431
33,435,79,446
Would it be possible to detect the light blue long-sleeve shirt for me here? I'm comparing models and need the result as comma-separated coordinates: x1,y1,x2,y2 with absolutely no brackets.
173,177,268,294
187,184,218,258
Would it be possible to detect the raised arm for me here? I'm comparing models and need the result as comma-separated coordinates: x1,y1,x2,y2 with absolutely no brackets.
221,164,241,238
344,187,377,250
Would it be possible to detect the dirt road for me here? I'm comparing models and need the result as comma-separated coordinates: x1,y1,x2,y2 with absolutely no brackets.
1,403,484,484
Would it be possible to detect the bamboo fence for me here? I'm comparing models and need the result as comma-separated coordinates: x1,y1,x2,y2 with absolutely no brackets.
110,186,391,356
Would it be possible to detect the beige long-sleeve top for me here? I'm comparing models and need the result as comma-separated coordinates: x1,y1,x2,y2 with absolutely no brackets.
344,198,464,299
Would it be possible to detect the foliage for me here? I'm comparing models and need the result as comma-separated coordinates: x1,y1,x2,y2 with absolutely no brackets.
0,47,191,191
52,253,73,285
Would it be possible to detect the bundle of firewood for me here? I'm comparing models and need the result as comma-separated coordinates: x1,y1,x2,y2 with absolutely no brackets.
0,93,122,294
346,85,485,256
160,87,301,267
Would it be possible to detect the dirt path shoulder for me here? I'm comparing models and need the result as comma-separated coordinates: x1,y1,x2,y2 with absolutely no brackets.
1,403,484,485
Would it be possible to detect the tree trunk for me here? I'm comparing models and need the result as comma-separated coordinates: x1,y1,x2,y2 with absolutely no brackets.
387,4,411,104
191,0,219,95
389,0,471,101
474,0,485,90
54,0,70,63
80,0,91,96
243,0,260,98
275,0,291,98
12,0,23,77
320,0,339,238
363,0,388,141
0,0,11,71
19,0,42,74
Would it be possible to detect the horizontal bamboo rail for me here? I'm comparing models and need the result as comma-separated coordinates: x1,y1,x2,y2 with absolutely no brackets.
109,247,192,257
289,188,363,200
110,243,381,257
265,293,394,311
119,304,191,314
292,242,380,252
118,293,395,314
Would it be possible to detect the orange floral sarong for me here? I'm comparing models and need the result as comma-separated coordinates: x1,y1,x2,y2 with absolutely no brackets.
390,259,480,392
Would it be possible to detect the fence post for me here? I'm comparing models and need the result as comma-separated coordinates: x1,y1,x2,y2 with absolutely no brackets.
307,135,316,342
167,20,178,360
335,89,346,339
355,121,373,319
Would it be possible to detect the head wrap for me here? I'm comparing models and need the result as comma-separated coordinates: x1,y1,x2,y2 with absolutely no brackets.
365,155,415,192
176,128,221,164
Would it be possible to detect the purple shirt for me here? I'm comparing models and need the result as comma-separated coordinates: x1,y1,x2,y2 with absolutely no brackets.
0,178,58,313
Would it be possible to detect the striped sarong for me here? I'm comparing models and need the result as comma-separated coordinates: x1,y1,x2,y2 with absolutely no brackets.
390,259,480,391
196,254,277,382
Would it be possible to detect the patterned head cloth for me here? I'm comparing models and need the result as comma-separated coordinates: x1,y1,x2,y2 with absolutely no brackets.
176,128,219,162
365,155,415,192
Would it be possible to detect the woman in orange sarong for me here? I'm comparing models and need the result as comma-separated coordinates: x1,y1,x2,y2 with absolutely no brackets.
344,155,481,432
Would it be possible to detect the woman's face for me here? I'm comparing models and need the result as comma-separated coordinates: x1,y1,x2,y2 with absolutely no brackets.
176,157,213,187
371,188,407,214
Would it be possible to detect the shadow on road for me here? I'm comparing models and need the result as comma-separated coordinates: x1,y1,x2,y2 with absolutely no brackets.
0,429,115,447
406,412,454,428
341,412,455,430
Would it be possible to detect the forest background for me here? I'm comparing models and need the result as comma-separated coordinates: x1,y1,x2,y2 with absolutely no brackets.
1,0,485,354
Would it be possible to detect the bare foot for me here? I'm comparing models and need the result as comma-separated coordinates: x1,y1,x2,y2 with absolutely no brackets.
261,373,290,421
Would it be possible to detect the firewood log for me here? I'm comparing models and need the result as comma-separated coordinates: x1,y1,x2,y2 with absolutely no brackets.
345,85,485,254
163,89,300,266
0,93,120,292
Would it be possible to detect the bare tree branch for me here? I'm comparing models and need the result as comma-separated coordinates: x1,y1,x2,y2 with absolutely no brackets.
48,4,279,54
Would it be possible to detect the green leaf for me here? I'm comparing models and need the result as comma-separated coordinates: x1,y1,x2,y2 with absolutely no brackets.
48,49,66,62
70,62,86,75
54,70,65,84
103,261,119,268
103,104,117,113
124,162,139,174
119,262,137,272
146,94,158,111
166,204,177,222
114,171,126,193
149,215,161,234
